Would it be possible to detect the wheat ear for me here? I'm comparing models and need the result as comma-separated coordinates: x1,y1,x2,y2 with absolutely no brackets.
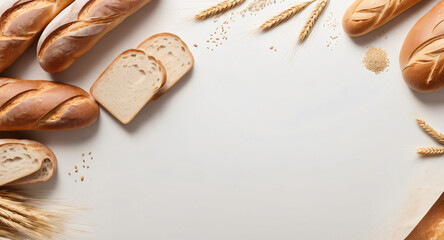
195,0,246,20
260,1,314,31
299,0,329,42
416,118,444,145
417,147,444,156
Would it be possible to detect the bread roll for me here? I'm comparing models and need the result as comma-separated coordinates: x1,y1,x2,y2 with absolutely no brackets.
0,78,99,131
0,0,74,73
400,1,444,92
0,139,57,186
343,0,422,37
37,0,152,73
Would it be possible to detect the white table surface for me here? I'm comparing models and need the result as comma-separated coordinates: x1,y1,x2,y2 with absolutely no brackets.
2,0,444,239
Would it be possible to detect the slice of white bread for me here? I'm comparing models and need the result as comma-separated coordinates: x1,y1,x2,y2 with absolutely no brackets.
90,49,166,124
137,33,194,99
0,139,57,186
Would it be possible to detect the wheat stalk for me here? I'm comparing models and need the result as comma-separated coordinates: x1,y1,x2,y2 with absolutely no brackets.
195,0,246,20
299,0,329,42
417,147,444,156
0,191,69,240
416,118,444,145
260,1,314,31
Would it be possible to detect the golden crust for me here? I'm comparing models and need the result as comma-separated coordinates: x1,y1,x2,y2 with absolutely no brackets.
400,1,444,92
0,78,99,131
342,0,422,37
0,0,74,73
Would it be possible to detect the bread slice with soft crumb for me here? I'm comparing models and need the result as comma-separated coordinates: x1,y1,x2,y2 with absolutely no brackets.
137,33,194,99
90,49,166,124
0,139,57,186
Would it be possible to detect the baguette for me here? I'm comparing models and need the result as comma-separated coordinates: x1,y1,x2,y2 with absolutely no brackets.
0,78,99,131
37,0,152,73
0,139,57,186
0,0,74,73
343,0,422,37
406,193,444,239
400,1,444,92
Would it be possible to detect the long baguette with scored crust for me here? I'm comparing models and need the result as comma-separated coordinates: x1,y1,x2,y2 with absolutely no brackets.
342,0,423,37
0,0,74,73
0,139,57,186
0,78,99,131
37,0,152,73
400,1,444,92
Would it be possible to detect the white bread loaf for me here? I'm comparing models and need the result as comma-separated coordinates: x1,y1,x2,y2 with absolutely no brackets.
90,49,166,124
137,33,194,99
0,139,57,186
343,0,423,37
37,0,152,73
0,0,74,73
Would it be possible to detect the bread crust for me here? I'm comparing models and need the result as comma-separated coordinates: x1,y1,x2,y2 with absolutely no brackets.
0,78,99,131
342,0,422,37
400,1,444,92
37,0,152,73
0,139,57,186
90,49,166,124
406,193,444,239
0,0,74,73
137,32,194,100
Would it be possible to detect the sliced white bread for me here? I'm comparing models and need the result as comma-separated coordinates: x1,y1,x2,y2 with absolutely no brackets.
137,33,194,99
0,139,57,186
90,49,166,124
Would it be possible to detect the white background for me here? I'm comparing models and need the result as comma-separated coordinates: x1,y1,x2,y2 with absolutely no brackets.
2,0,444,239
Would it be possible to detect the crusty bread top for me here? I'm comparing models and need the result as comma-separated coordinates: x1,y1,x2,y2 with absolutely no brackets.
343,0,422,37
137,33,194,99
37,0,151,73
399,0,444,92
0,78,99,130
406,193,444,239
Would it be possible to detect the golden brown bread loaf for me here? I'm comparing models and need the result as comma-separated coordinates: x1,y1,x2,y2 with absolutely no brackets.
0,0,74,73
406,193,444,239
343,0,422,37
400,1,444,92
37,0,152,73
0,78,99,131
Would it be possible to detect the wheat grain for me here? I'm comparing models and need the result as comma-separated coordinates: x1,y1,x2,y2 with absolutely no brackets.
195,0,246,20
260,1,313,31
417,147,444,156
0,191,69,240
416,118,444,145
299,0,329,42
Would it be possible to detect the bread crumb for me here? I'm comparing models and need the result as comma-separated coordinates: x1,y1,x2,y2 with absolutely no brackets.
88,152,91,155
68,173,71,176
193,44,198,47
362,47,390,74
75,169,78,173
82,153,85,157
82,165,85,168
81,176,84,182
87,166,90,169
270,46,274,50
83,159,85,163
